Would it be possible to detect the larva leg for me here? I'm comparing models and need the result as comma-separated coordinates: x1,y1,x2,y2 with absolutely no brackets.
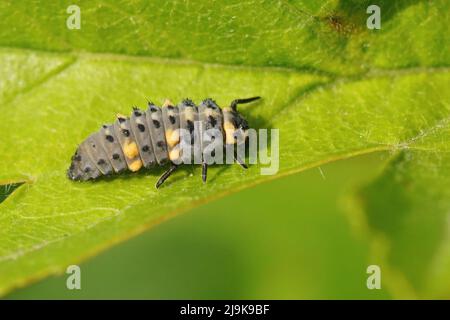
155,164,178,188
234,154,248,169
202,162,208,183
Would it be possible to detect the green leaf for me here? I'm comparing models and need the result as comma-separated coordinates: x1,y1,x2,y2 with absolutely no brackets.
6,153,393,299
0,0,448,296
353,120,450,298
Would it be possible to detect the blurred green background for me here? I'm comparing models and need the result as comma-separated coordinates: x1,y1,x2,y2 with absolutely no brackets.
6,153,391,299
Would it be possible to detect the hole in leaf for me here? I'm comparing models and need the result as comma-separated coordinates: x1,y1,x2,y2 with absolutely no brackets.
0,183,23,204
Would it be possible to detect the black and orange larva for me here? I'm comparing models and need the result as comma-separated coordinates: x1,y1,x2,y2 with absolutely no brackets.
67,97,260,188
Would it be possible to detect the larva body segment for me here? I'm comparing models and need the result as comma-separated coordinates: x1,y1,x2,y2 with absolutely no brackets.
130,108,156,168
98,124,127,173
161,100,181,163
198,99,224,160
85,133,114,176
67,97,260,188
145,103,169,165
69,141,101,180
113,117,142,172
179,99,201,164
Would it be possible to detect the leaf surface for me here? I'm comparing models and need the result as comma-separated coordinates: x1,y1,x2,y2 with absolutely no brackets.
0,0,448,295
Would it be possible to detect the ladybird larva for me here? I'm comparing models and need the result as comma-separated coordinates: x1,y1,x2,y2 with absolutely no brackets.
67,97,260,188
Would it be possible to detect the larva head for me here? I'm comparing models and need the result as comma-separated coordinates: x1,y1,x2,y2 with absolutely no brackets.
223,108,250,144
231,108,249,133
222,97,260,144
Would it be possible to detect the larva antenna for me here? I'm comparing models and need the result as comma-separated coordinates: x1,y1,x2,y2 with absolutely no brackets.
230,96,261,111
